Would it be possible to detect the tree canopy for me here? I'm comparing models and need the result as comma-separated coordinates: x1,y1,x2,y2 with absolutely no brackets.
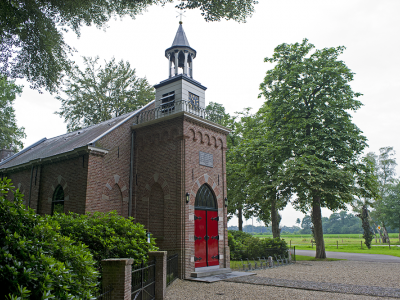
259,39,376,258
0,0,258,93
56,56,154,132
0,77,26,151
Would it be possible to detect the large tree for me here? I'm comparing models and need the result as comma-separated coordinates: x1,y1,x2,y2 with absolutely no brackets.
259,39,375,258
0,77,26,151
370,146,397,243
56,56,154,132
0,0,257,93
238,111,292,238
380,180,400,241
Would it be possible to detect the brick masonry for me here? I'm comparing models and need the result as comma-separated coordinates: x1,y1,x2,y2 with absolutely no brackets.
0,110,229,279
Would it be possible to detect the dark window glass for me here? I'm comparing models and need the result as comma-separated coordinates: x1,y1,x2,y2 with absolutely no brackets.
52,185,64,214
195,184,217,209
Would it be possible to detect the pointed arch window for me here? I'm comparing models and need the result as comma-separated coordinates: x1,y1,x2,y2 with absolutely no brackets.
195,184,217,210
52,185,64,214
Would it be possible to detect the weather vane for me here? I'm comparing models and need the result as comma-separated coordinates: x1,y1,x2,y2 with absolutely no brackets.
176,10,186,24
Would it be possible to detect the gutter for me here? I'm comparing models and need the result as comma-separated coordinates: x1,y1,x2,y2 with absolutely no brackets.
0,138,47,167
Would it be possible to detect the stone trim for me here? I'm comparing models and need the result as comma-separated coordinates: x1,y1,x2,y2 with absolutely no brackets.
47,175,69,204
101,174,129,203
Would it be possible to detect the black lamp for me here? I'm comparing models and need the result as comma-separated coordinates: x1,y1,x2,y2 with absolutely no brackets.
224,197,228,207
186,192,190,204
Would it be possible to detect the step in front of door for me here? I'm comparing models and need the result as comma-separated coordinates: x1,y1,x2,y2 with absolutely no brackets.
190,268,232,278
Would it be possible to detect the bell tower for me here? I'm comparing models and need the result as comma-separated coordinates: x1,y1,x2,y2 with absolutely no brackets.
154,21,207,113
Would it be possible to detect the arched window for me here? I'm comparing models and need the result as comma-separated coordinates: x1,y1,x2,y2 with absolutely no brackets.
52,185,64,214
195,184,217,210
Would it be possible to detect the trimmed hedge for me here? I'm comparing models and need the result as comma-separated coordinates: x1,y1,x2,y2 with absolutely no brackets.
0,178,98,299
51,211,158,273
228,230,288,260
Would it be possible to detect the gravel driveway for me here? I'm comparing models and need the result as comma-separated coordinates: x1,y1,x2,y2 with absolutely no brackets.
166,261,400,299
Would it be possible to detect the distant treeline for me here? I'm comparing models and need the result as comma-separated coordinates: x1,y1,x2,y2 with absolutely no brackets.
229,211,398,235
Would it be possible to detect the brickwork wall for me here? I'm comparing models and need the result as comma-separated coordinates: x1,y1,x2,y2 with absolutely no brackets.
133,116,184,270
37,156,88,215
183,116,229,277
85,116,134,214
3,156,87,216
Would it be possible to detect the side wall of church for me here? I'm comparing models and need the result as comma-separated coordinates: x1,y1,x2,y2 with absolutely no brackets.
37,156,88,215
183,117,229,278
85,103,156,216
133,116,184,264
2,156,88,215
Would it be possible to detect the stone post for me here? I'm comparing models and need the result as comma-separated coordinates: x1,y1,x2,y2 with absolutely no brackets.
149,251,167,300
268,256,274,268
101,258,133,300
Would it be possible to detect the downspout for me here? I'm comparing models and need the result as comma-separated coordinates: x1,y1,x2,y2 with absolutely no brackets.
28,165,34,208
129,130,135,218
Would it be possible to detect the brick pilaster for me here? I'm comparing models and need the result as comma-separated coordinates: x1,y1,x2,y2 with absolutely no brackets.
149,251,167,300
102,258,133,300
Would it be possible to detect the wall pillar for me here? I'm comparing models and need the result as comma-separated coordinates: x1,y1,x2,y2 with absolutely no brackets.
102,258,133,300
148,251,167,300
174,52,179,75
183,51,188,75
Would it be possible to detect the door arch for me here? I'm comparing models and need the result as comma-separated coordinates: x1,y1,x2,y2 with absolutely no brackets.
194,184,219,268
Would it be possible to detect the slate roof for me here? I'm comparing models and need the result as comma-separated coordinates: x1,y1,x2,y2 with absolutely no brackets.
172,24,190,47
0,102,153,170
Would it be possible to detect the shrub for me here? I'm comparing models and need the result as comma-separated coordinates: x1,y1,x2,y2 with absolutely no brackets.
0,178,98,299
50,211,158,273
228,230,288,260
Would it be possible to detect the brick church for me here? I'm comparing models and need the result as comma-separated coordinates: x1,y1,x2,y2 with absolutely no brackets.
0,23,230,278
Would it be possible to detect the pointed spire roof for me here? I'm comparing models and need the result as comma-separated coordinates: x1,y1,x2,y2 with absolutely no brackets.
172,24,190,47
165,23,196,58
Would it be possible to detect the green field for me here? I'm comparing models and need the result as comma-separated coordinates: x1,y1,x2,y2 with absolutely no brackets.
254,233,400,257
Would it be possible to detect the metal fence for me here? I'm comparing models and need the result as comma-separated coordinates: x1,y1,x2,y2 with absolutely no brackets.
135,100,223,125
131,259,156,300
92,286,113,300
166,254,179,287
231,248,296,272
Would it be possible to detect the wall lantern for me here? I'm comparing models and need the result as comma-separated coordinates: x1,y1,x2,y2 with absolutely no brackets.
186,192,190,204
224,197,228,207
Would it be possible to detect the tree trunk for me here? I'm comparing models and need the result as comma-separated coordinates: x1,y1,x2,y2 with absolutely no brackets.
312,196,326,258
238,207,243,231
382,225,390,243
271,200,281,239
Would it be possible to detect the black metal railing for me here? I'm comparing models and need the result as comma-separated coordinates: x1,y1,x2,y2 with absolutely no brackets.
131,259,156,300
166,254,179,287
135,100,223,125
92,286,113,300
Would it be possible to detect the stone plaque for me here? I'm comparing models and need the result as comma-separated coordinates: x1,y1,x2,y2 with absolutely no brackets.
199,151,213,168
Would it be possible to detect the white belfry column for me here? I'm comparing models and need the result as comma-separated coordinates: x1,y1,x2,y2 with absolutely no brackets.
190,54,193,78
183,51,188,75
174,51,179,76
168,54,172,78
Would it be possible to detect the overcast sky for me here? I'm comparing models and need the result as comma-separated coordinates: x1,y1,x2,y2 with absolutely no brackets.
13,0,400,227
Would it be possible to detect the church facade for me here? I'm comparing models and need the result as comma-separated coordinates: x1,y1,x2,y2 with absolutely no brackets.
0,23,230,278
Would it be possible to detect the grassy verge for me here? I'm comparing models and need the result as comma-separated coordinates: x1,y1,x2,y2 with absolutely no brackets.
294,245,400,257
294,255,344,261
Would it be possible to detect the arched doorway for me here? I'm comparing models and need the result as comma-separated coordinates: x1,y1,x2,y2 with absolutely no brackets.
194,184,219,268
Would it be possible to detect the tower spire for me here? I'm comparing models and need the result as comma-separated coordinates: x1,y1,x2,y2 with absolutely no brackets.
165,23,196,78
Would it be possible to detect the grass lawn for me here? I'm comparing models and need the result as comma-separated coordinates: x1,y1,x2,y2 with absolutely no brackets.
294,255,344,261
254,233,400,258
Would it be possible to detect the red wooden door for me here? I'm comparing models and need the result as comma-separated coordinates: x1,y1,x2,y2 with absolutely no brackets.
207,210,219,266
194,210,207,268
195,209,219,268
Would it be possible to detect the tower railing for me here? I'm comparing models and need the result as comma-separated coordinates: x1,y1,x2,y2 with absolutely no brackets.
135,100,223,125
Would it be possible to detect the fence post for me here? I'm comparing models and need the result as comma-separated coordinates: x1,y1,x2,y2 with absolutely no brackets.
148,251,167,300
101,258,133,300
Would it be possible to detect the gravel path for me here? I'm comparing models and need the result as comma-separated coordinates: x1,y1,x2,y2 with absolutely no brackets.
166,261,400,299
